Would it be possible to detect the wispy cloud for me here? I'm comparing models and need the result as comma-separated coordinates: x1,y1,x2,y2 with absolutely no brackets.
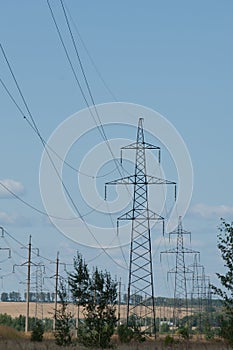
190,203,233,219
0,211,14,224
0,211,31,226
0,179,24,198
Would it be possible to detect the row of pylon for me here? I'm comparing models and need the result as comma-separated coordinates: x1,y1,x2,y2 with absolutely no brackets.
106,118,210,337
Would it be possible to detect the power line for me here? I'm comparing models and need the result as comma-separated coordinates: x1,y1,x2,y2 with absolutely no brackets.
47,0,131,181
1,27,128,270
0,74,116,179
52,1,132,267
63,1,118,102
0,45,127,268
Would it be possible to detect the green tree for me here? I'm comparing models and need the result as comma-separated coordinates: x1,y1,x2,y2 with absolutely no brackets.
1,292,9,301
69,252,117,348
54,281,73,346
31,320,44,342
9,291,21,302
212,219,233,347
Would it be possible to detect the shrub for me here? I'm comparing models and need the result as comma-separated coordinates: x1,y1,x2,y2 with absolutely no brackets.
54,282,73,346
31,320,44,342
164,334,175,346
117,324,134,343
177,326,189,339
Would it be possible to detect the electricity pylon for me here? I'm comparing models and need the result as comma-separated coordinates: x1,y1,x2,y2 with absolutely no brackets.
13,235,41,332
161,217,199,327
105,118,176,336
0,227,11,259
188,254,205,328
34,263,45,321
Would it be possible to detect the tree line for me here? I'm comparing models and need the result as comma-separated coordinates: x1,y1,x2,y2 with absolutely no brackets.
1,291,55,302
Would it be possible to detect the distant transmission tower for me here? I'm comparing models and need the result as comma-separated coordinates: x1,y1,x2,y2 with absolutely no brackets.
188,253,205,330
0,227,11,259
161,216,199,327
106,118,176,336
35,264,44,321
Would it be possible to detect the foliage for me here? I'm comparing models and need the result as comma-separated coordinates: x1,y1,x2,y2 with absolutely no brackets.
30,320,44,342
164,334,175,346
211,219,233,347
69,252,117,348
132,326,146,342
177,326,189,339
1,292,9,301
0,313,53,332
117,324,134,343
69,252,90,306
54,281,73,346
117,323,146,343
160,322,170,333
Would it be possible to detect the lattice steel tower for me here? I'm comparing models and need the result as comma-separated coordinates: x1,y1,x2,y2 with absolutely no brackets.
35,264,44,321
106,118,176,335
161,216,199,326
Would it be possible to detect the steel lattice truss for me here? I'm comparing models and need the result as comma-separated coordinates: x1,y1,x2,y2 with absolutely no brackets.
161,217,199,326
106,118,176,336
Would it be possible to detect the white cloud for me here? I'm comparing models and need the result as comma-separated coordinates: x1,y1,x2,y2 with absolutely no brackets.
190,203,233,219
0,211,31,226
0,179,24,198
0,211,20,225
0,211,14,224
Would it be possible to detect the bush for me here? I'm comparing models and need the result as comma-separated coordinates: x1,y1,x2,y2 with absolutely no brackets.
117,324,134,343
54,306,72,346
177,326,189,339
132,326,146,342
30,321,44,342
160,322,170,333
77,319,115,348
164,334,175,346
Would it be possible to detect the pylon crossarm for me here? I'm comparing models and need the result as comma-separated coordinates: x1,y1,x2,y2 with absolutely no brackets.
105,176,176,199
121,141,160,150
105,175,175,186
146,175,175,185
169,229,191,236
182,247,200,255
161,248,198,255
0,247,11,258
105,176,135,199
146,176,177,201
117,209,164,234
106,175,135,186
117,208,164,221
167,267,193,275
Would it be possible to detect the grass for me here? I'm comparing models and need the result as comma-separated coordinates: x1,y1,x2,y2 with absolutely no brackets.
0,325,25,339
0,327,231,350
0,338,231,350
0,339,231,350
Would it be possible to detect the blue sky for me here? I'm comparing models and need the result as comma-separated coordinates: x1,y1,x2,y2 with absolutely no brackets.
0,1,233,298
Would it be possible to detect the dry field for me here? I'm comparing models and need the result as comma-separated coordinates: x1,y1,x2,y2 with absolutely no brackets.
0,302,184,320
0,303,231,349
